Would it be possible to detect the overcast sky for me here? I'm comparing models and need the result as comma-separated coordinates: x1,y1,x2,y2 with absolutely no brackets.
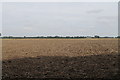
2,2,118,37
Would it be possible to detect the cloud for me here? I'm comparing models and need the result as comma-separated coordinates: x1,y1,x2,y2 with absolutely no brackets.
23,27,35,31
97,16,117,20
87,9,103,14
96,16,117,24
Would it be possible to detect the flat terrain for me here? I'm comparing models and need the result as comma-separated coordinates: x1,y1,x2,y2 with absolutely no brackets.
2,39,119,79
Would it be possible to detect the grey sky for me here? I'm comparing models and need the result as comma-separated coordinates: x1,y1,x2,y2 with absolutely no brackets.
0,3,2,33
2,2,118,37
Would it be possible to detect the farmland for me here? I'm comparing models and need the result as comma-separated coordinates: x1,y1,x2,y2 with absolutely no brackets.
2,38,119,79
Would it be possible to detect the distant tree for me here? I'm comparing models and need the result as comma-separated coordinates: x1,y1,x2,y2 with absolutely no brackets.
79,36,86,38
54,36,60,38
47,36,52,38
36,36,39,38
117,36,120,38
86,36,92,38
66,36,71,38
40,36,44,38
9,36,13,38
94,35,100,38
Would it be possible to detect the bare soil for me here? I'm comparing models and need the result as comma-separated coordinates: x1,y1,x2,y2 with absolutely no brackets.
2,39,119,79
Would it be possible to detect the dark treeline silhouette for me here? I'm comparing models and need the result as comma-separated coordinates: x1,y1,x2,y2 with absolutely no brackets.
1,35,118,39
0,33,119,39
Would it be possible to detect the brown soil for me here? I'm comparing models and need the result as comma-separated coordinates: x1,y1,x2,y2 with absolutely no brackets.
2,39,119,79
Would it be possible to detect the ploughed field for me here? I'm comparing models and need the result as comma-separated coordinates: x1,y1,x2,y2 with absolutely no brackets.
2,39,119,79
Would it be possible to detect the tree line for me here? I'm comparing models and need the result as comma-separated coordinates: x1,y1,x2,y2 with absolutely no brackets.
1,35,119,39
0,33,119,39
